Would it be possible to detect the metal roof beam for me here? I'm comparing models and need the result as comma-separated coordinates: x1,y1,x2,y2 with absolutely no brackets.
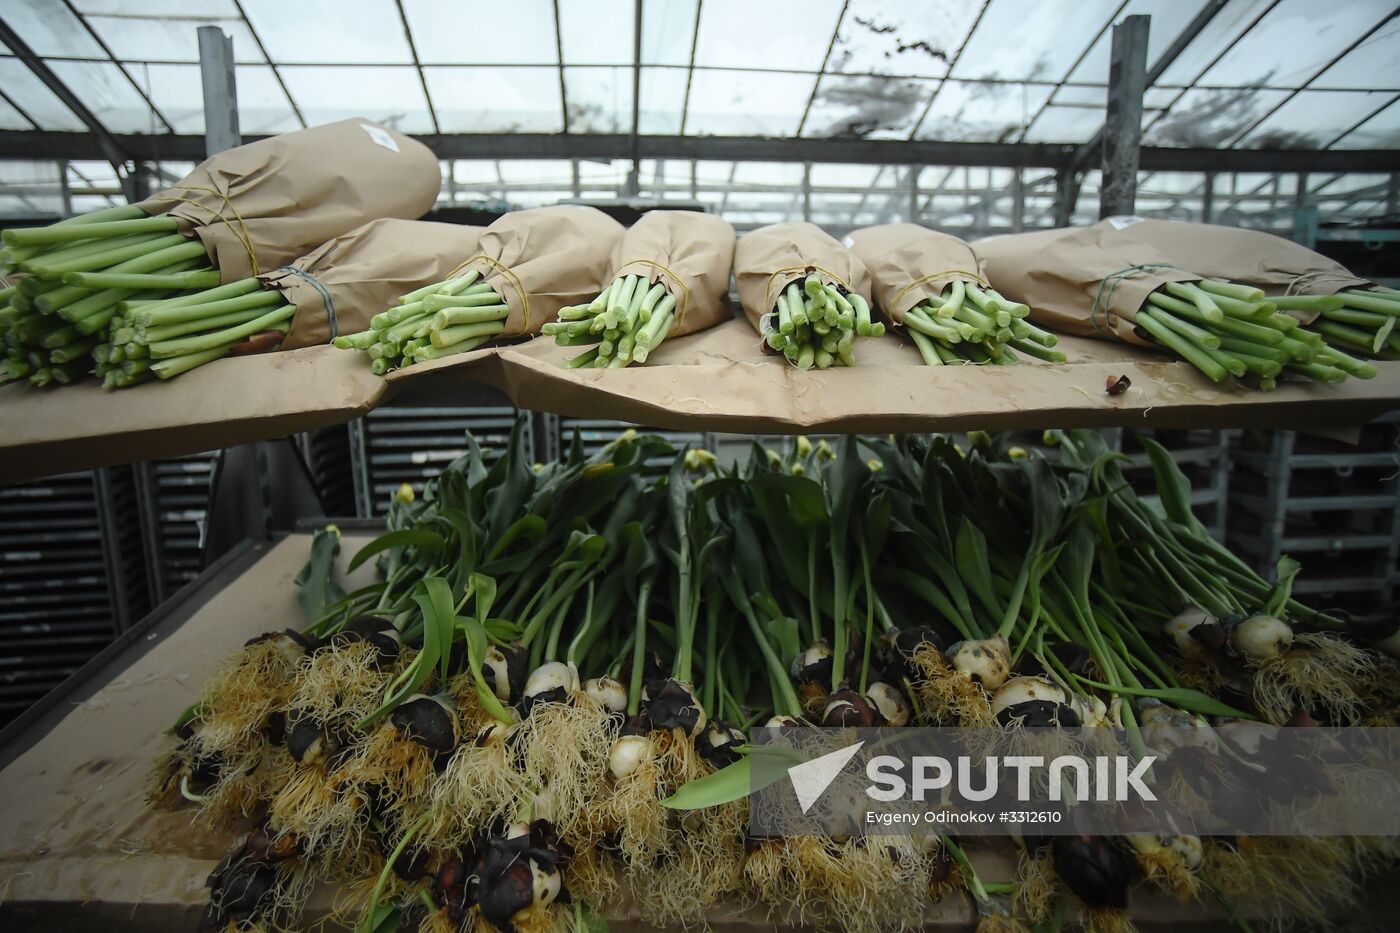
1,131,1397,175
1065,0,1231,178
0,15,137,200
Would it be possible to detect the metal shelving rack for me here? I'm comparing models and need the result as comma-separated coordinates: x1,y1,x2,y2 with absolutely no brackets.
348,407,536,517
133,454,218,602
1227,418,1400,618
0,469,149,726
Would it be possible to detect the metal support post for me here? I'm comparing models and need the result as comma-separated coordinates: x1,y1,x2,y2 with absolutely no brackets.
908,165,920,223
197,26,240,157
1202,171,1215,223
58,160,72,217
1011,170,1024,232
802,162,812,222
626,0,643,198
1052,166,1080,227
348,419,372,518
93,468,133,634
1099,15,1149,219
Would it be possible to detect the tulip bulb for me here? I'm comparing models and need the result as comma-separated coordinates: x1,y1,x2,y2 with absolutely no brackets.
866,682,911,727
608,733,651,780
948,635,1011,689
1230,614,1294,663
583,676,627,713
1165,607,1215,657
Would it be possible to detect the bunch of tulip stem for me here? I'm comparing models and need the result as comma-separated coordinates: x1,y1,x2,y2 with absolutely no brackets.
164,421,1394,933
1134,278,1378,389
543,272,679,368
93,277,299,388
332,268,507,374
0,204,246,387
1272,285,1400,362
763,273,882,369
903,279,1063,366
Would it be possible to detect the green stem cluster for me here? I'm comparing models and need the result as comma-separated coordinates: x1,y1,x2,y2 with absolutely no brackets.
333,269,507,374
1134,279,1379,389
546,272,678,368
762,273,882,369
0,206,239,388
905,280,1058,367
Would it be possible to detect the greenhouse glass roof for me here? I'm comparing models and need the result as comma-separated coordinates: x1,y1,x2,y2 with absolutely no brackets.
0,0,1396,149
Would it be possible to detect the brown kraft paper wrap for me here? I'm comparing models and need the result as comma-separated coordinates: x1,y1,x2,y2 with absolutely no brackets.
138,119,440,282
458,206,624,338
611,210,736,339
1101,216,1372,299
846,223,985,323
735,222,873,335
261,219,484,350
975,224,1201,347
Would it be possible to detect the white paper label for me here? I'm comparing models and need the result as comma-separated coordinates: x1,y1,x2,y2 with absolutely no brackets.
360,124,400,153
1107,215,1144,230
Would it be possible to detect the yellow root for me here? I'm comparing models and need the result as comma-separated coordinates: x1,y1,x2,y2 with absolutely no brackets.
742,835,930,933
340,724,440,824
1203,836,1360,926
198,638,306,753
1251,633,1377,725
264,860,319,932
1162,767,1216,822
1133,848,1201,902
1174,656,1225,695
741,837,824,927
421,735,525,852
825,836,930,933
1079,906,1137,933
602,755,668,866
976,912,1031,933
909,647,995,727
336,859,422,930
193,755,266,830
566,843,622,912
289,641,405,725
516,700,614,840
1014,849,1057,925
418,907,458,933
268,765,367,870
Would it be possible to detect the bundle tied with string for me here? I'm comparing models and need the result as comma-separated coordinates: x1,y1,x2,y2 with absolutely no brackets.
735,222,877,369
138,118,441,282
1,119,439,388
848,223,1061,366
332,206,624,373
974,224,1196,348
460,206,625,340
88,220,482,388
1103,217,1370,301
976,224,1379,388
262,220,484,350
544,210,734,367
1105,217,1399,363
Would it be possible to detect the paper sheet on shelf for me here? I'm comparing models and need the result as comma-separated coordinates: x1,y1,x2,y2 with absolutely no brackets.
401,318,1400,434
4,322,1399,487
0,346,384,484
